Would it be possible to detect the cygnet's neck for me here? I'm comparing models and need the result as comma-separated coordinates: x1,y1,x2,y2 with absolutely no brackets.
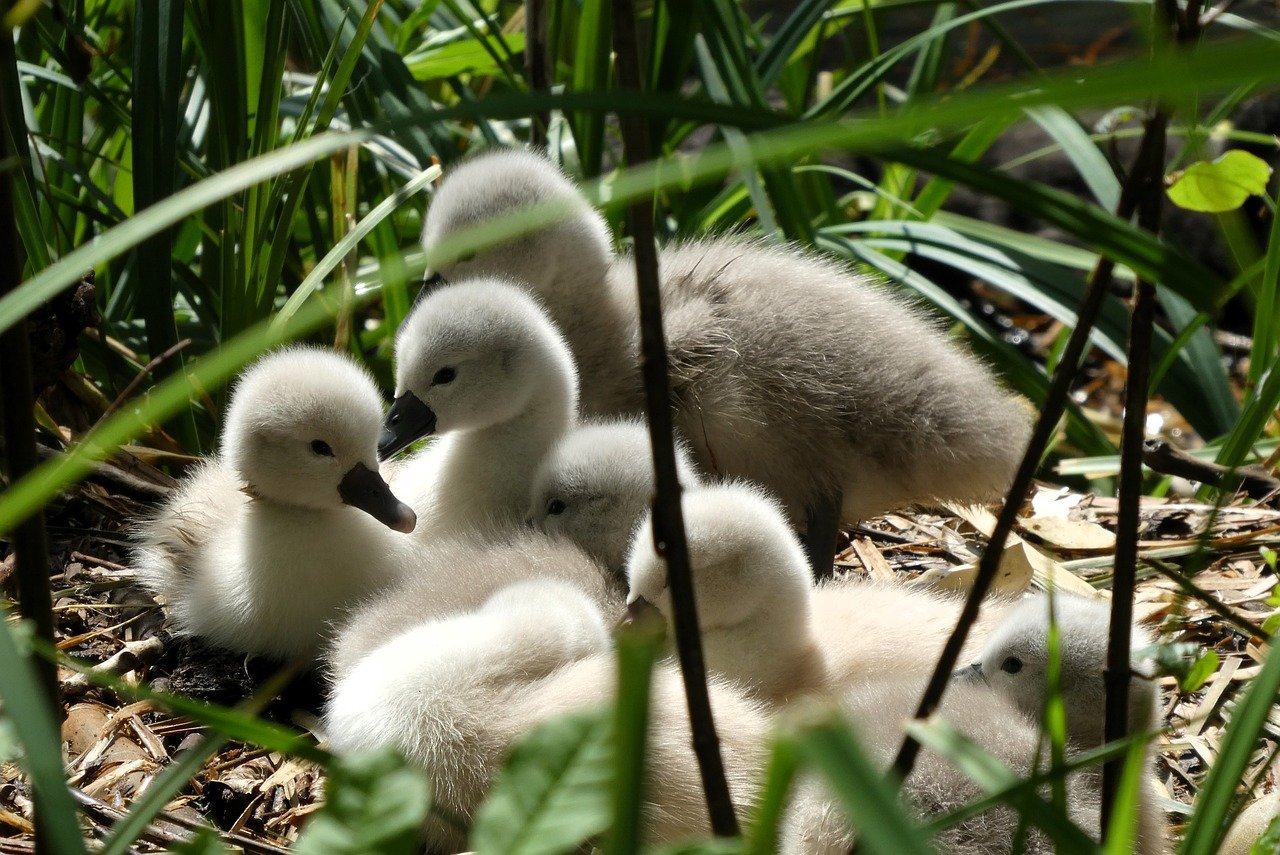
706,600,826,704
433,363,576,535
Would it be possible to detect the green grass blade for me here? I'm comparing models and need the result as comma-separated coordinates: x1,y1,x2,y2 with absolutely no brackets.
0,613,89,855
0,128,372,338
605,619,664,855
273,163,440,327
743,737,801,855
1249,189,1280,387
792,712,935,855
570,0,611,177
1178,637,1280,854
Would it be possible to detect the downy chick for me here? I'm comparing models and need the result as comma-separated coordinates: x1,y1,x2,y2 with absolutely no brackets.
132,347,418,660
782,679,1113,855
325,577,767,850
957,593,1159,748
955,593,1165,854
529,417,702,581
623,482,1006,704
378,278,578,540
422,149,1032,574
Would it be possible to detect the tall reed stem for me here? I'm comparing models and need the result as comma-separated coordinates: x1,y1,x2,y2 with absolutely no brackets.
610,0,740,836
0,17,64,855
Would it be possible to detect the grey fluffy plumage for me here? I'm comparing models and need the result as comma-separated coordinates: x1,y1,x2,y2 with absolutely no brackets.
422,149,1031,533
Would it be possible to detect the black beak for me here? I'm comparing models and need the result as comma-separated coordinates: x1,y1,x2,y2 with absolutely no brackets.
952,662,984,683
338,462,417,533
379,392,437,460
619,595,659,629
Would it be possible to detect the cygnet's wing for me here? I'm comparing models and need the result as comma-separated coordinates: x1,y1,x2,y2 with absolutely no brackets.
130,460,247,601
326,531,623,680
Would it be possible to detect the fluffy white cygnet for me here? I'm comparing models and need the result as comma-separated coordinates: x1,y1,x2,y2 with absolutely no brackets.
378,278,578,540
958,594,1159,749
782,680,1113,855
419,148,638,418
132,347,419,660
956,594,1166,854
422,149,1032,571
529,417,702,579
327,530,624,681
622,481,1006,703
325,577,768,850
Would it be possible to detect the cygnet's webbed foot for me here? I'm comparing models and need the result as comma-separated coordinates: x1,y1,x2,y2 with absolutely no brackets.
804,489,843,581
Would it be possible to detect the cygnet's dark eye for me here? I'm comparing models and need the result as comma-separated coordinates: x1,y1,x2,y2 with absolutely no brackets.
1000,656,1024,675
433,367,456,385
546,498,567,516
310,439,334,457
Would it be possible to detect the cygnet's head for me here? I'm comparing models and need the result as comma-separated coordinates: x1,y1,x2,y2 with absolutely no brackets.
955,594,1157,747
380,278,578,458
625,483,813,687
528,419,702,576
221,347,416,532
420,149,614,297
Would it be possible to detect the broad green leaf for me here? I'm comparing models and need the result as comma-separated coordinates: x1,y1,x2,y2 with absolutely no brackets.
1167,150,1274,213
293,749,431,855
1251,815,1280,855
470,709,614,855
1135,642,1219,693
404,34,526,80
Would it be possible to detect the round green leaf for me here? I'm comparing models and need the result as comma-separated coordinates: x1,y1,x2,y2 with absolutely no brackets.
1167,150,1274,213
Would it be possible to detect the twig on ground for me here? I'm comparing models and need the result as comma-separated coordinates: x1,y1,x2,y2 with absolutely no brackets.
610,0,740,837
1143,440,1280,501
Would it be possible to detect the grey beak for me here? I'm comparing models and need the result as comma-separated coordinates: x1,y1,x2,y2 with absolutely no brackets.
379,392,437,460
619,596,659,629
952,662,984,682
338,462,417,533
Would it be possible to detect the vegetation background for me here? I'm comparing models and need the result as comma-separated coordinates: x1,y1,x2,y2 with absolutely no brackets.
1,0,1280,852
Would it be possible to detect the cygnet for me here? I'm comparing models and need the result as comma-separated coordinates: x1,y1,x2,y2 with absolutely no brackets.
529,417,702,580
327,529,623,681
955,593,1165,854
622,481,1007,703
422,149,1032,573
325,577,768,850
957,593,1159,748
377,278,578,540
132,347,418,660
782,679,1113,855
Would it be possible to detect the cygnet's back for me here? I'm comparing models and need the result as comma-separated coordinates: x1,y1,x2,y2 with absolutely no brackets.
328,529,624,680
326,579,611,848
813,577,1009,690
651,239,1031,523
961,593,1159,748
